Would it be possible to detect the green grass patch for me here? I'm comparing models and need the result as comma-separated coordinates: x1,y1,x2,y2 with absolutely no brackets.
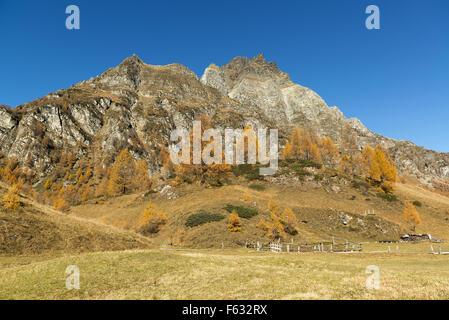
224,204,258,219
231,164,264,181
248,184,266,191
185,212,225,227
376,193,398,202
413,200,422,207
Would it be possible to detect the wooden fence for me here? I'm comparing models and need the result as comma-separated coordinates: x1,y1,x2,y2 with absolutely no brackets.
247,237,363,253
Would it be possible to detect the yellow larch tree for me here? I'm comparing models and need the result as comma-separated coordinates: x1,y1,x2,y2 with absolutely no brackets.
281,207,298,235
175,114,230,185
228,211,242,232
403,201,422,231
139,202,167,235
107,149,136,196
135,159,152,192
2,184,21,211
319,137,339,166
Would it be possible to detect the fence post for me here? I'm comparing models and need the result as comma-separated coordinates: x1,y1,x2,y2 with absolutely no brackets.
330,244,333,253
438,245,442,255
222,242,224,249
388,246,391,253
287,244,290,253
298,245,301,253
257,241,260,252
345,240,348,252
430,244,434,253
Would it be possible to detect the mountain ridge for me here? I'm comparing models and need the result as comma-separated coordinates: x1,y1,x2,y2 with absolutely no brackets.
0,54,448,189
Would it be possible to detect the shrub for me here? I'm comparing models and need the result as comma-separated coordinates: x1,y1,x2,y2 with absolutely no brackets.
249,184,265,191
412,200,422,207
351,179,370,190
224,204,258,219
231,164,264,181
292,167,312,181
376,193,397,202
185,212,225,227
292,160,322,169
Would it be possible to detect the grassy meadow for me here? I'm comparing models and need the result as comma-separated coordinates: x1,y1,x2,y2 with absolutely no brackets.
1,247,449,300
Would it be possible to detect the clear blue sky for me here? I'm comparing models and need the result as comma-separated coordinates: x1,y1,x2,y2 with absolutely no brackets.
0,0,448,151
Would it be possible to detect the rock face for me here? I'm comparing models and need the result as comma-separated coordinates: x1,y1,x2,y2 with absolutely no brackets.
1,54,448,186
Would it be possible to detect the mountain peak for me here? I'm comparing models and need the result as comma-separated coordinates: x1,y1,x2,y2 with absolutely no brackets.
251,53,267,64
120,54,144,66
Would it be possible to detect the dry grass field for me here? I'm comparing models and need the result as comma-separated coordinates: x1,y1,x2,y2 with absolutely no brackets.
0,248,448,300
1,174,449,300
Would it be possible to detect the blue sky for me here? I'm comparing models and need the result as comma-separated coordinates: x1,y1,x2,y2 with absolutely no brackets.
0,0,448,151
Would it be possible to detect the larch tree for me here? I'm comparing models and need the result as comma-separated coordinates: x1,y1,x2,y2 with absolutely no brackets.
281,207,298,235
362,145,398,193
283,127,322,164
107,149,136,196
319,137,339,166
138,202,167,235
135,159,152,192
175,114,230,185
338,155,353,175
228,211,242,232
2,184,21,211
53,196,70,212
403,201,422,231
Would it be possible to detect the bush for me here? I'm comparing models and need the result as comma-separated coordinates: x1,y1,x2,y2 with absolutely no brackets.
185,212,225,227
412,200,422,207
351,179,370,190
231,164,264,181
224,204,258,219
291,160,322,169
249,184,265,191
292,167,312,181
376,193,397,202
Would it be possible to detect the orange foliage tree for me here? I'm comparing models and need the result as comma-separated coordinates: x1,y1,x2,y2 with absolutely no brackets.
403,201,422,231
362,145,398,193
257,200,286,240
2,184,21,211
174,115,230,185
138,202,167,235
228,211,242,232
135,159,152,192
107,149,136,196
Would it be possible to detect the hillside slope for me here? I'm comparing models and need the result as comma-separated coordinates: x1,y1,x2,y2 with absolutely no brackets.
68,164,449,247
0,185,152,255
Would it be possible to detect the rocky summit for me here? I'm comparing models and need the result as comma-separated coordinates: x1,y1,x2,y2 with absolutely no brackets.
0,54,448,187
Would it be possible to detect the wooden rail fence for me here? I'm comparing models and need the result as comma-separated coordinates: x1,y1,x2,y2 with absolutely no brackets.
247,237,363,253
